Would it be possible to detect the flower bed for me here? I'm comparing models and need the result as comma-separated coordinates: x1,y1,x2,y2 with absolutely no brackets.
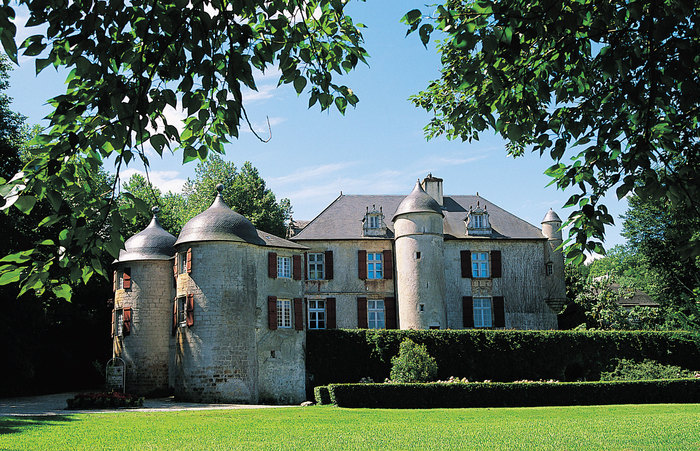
66,391,144,410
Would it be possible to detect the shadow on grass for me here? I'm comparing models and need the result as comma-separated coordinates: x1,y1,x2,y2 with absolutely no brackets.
0,415,78,436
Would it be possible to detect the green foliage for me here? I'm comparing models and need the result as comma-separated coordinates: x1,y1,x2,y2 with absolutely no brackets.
600,359,695,381
306,330,700,389
327,379,700,408
66,392,144,410
389,338,438,383
404,1,700,262
313,386,331,405
0,0,367,298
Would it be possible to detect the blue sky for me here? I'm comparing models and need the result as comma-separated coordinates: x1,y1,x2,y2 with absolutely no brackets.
7,0,628,249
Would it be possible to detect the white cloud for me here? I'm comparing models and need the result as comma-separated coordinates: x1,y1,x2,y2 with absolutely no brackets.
120,168,186,194
242,84,277,103
270,162,357,185
243,116,286,136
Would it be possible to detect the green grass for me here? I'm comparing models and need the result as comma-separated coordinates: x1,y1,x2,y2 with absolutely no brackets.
1,404,698,450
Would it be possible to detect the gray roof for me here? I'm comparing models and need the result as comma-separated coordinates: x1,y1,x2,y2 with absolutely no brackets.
542,208,562,223
293,194,546,241
257,229,308,250
175,187,265,246
117,212,176,262
392,181,444,221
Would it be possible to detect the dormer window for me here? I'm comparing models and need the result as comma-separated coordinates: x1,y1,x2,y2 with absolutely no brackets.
466,201,491,236
363,205,386,237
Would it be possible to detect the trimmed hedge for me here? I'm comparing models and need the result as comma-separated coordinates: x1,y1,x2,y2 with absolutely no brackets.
306,330,700,388
314,386,331,405
325,379,700,408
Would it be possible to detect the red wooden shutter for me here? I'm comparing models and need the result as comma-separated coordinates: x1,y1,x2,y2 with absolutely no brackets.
326,297,336,329
384,296,397,329
122,267,131,289
113,270,117,292
294,298,303,331
123,307,132,335
357,297,368,328
325,250,334,280
460,250,471,278
268,296,278,330
463,296,474,328
186,248,192,273
493,296,505,327
358,250,367,280
186,294,195,327
491,250,502,278
172,298,177,336
293,255,302,280
111,309,115,337
268,252,277,279
303,252,308,280
383,249,393,280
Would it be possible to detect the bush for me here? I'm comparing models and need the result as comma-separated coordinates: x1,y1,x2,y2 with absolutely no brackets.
66,391,144,410
390,338,438,382
306,330,700,391
314,386,331,405
600,359,695,381
326,379,700,408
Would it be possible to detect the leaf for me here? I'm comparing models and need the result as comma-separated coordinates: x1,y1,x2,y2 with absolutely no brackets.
0,268,22,285
293,76,307,94
52,284,72,301
13,195,36,214
419,24,434,47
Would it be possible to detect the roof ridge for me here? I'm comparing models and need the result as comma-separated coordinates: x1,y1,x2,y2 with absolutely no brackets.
291,192,344,240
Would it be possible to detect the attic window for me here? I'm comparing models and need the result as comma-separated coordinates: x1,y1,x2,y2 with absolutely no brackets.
466,200,491,236
363,205,386,236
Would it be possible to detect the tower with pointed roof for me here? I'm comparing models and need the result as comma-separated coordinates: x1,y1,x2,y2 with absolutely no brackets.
541,209,566,313
392,180,447,329
113,207,176,395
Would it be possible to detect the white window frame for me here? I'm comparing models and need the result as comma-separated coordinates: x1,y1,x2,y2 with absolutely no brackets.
307,299,326,330
367,299,385,329
368,215,380,229
277,299,292,328
117,271,124,290
472,214,484,228
472,252,490,278
277,256,291,279
367,252,383,279
307,253,325,280
177,296,187,327
114,308,124,337
473,297,492,328
178,251,187,274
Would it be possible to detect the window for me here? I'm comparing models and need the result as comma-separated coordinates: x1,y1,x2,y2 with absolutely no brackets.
178,251,187,274
308,253,325,280
472,214,484,228
177,296,187,327
367,252,383,279
277,256,291,278
115,309,124,336
308,299,326,329
368,300,385,329
368,215,380,229
473,298,492,328
117,272,124,290
546,262,554,276
472,252,490,278
277,299,292,328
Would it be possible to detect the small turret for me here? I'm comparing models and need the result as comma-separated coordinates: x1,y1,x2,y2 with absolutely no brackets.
540,208,566,314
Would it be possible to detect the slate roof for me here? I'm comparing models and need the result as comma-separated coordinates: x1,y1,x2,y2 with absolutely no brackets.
293,194,546,241
257,229,308,250
116,211,176,262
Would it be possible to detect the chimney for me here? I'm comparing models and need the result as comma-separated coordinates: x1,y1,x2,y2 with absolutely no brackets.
421,173,443,206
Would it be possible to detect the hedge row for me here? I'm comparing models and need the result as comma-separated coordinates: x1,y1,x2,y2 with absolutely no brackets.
306,330,700,387
318,379,700,408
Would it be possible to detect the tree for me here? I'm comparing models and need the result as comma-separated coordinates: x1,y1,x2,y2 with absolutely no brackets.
0,0,367,298
403,0,699,264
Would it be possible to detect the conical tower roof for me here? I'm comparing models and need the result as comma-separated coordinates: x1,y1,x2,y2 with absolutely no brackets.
392,180,444,222
117,207,176,262
175,184,264,246
541,208,562,224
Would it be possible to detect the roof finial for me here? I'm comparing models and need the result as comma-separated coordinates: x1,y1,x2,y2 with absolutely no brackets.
216,183,224,196
151,206,160,217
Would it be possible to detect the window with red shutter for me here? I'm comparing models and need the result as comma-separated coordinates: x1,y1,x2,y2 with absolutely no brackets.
122,267,131,290
357,297,368,328
293,255,302,280
186,294,195,327
172,258,177,287
123,307,132,335
384,297,396,329
172,298,177,336
358,250,367,280
493,296,505,327
186,248,192,273
462,296,474,328
111,309,115,337
460,250,472,278
113,270,117,292
268,252,277,279
294,298,303,330
324,250,334,280
268,296,278,330
326,297,336,329
383,250,393,280
491,250,502,278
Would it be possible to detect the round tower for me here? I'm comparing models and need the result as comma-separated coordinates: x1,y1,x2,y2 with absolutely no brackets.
172,184,265,403
392,181,447,329
541,209,566,313
113,207,176,396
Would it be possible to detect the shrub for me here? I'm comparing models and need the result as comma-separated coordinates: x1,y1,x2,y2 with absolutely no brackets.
66,391,144,410
390,338,438,383
600,359,695,381
326,379,700,408
314,386,331,405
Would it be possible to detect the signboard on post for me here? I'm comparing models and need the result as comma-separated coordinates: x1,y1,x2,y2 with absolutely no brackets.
106,358,126,393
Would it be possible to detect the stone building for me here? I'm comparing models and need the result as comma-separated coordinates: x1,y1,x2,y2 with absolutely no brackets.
111,175,566,402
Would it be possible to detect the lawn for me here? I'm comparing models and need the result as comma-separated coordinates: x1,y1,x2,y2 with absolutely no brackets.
1,404,698,450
